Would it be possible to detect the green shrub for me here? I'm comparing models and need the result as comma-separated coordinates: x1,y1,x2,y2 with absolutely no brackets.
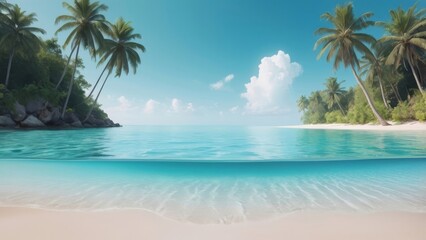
412,94,426,121
325,110,347,123
12,84,62,105
0,85,16,113
391,101,412,122
347,104,375,124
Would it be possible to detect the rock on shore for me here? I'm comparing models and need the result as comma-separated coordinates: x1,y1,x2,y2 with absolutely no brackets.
0,99,120,129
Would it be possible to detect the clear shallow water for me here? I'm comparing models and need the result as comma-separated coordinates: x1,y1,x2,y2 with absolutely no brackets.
1,126,426,161
0,126,425,223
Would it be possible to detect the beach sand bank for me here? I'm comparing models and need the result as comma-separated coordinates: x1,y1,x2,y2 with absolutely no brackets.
281,121,426,131
1,208,425,240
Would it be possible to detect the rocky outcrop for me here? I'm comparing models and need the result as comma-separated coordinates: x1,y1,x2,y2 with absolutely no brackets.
25,98,45,114
0,115,16,127
0,100,120,129
38,108,52,124
63,112,79,124
21,115,46,128
50,107,61,123
70,120,83,128
12,102,26,122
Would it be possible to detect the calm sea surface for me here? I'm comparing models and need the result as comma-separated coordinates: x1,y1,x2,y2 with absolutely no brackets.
1,126,425,223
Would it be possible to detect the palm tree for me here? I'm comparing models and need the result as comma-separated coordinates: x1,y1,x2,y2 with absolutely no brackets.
0,0,9,16
55,0,110,118
314,3,389,125
378,4,426,95
0,0,8,15
360,48,390,108
0,1,7,40
297,95,309,112
84,18,145,122
324,77,346,115
0,4,45,88
379,6,426,94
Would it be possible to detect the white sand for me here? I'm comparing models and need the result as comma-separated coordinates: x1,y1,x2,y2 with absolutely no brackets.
281,121,426,131
1,207,425,240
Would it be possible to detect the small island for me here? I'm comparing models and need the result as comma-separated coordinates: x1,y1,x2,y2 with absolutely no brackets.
0,0,144,129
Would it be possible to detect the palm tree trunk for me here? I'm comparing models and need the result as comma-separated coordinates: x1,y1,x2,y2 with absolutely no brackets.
378,76,389,109
336,100,345,116
4,47,16,88
351,65,389,126
55,44,78,89
407,57,424,96
61,44,80,118
390,83,402,103
83,71,111,122
86,60,110,99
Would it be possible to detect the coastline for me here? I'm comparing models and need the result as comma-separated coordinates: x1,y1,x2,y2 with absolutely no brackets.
281,121,426,131
1,207,425,240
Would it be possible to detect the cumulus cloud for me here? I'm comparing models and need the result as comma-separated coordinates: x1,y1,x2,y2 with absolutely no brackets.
104,96,141,124
210,74,234,90
144,99,159,114
117,96,132,110
104,96,197,124
241,50,302,114
170,98,195,113
186,103,195,112
224,74,234,82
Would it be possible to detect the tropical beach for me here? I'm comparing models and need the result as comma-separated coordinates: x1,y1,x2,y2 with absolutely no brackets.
284,121,426,131
1,0,426,240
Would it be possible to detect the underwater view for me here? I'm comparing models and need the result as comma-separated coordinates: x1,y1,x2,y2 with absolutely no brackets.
1,126,425,223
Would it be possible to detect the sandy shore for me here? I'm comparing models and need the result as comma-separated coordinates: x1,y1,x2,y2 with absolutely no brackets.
282,121,426,131
1,208,425,240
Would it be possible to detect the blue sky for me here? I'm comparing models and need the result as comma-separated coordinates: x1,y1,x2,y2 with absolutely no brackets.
13,0,424,125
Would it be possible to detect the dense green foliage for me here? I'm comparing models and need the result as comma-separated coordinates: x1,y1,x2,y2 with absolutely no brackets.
0,35,107,120
301,3,425,124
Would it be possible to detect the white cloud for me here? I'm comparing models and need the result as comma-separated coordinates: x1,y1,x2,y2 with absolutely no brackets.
186,103,195,112
241,50,302,114
171,98,181,112
170,98,195,113
103,96,198,125
117,96,132,110
229,105,239,113
224,74,234,82
210,74,234,90
210,81,224,90
104,96,141,124
144,99,159,114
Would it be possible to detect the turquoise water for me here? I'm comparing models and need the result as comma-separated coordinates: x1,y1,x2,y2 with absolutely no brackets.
1,126,426,223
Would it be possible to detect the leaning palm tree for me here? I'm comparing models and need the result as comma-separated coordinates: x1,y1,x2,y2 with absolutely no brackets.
378,4,426,95
314,3,389,125
84,18,145,122
360,48,390,108
324,77,346,115
0,4,45,88
55,0,110,118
